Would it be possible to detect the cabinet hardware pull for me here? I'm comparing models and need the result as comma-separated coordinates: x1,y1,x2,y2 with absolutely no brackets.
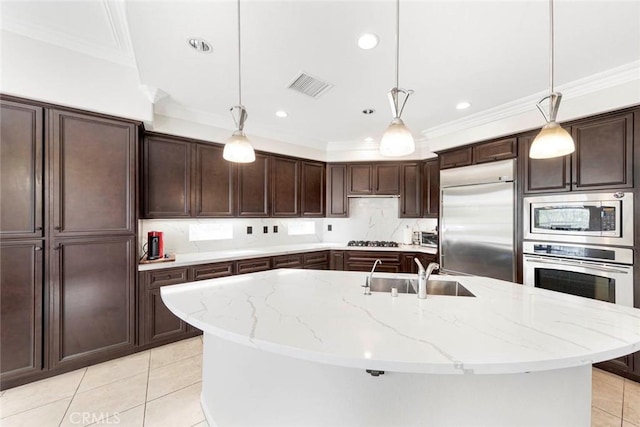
35,247,42,251
54,245,61,250
36,226,43,230
54,226,61,230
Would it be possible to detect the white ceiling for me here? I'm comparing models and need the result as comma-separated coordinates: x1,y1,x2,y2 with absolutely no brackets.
2,0,639,153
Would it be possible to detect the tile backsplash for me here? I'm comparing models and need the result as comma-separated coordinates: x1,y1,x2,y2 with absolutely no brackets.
140,198,436,254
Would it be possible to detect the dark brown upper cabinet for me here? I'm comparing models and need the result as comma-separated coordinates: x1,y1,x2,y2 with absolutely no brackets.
1,241,45,382
326,164,348,217
50,110,137,236
473,137,517,164
522,110,633,194
143,135,193,218
571,112,633,191
0,100,43,239
347,163,400,195
439,147,472,169
300,161,325,217
422,159,439,218
399,162,421,218
271,156,300,217
195,143,235,217
237,153,270,217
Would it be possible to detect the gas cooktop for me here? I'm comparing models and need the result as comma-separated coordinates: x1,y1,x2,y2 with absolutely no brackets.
347,240,399,247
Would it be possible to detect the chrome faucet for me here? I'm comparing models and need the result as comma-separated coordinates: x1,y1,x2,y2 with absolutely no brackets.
414,258,440,299
363,259,382,295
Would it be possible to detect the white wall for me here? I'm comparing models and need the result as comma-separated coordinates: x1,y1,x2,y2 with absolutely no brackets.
0,31,152,122
139,198,437,254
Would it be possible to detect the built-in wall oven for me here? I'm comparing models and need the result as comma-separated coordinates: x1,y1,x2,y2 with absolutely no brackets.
523,242,634,306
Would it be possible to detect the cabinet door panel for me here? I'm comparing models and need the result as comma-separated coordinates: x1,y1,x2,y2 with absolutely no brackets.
572,113,633,190
521,133,571,194
237,154,269,217
375,163,400,194
399,163,421,218
236,257,271,274
191,262,234,281
348,164,373,195
330,251,345,270
195,143,235,217
143,136,192,218
147,289,188,343
439,147,472,169
0,101,43,239
473,138,517,164
301,161,325,217
327,164,348,217
271,156,299,217
422,160,439,218
51,110,136,235
272,254,303,269
51,236,135,368
0,242,44,379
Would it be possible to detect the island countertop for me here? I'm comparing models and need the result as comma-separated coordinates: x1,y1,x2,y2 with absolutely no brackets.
161,269,640,375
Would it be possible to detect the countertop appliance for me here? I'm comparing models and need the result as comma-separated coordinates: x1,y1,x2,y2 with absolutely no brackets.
148,231,164,260
523,241,634,306
440,159,515,281
420,231,438,247
523,192,633,246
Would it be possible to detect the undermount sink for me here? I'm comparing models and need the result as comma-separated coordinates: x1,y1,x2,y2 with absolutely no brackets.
368,277,475,297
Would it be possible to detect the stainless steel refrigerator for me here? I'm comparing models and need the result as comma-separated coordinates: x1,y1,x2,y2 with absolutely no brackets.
439,159,516,281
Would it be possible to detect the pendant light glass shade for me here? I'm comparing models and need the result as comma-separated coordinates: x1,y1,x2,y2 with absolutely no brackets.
224,0,255,163
380,118,414,157
379,0,414,157
529,121,574,159
223,129,256,163
530,0,574,159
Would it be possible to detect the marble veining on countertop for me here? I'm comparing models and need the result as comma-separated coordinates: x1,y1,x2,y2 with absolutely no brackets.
139,243,437,271
161,269,640,375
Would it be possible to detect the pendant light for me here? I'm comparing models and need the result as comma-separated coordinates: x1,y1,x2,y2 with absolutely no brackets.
379,0,414,157
529,0,575,159
223,0,255,163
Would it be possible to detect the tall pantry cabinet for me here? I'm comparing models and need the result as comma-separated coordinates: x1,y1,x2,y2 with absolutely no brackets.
0,97,138,388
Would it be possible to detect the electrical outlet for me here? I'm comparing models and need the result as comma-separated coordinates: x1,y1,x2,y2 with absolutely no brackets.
328,224,332,231
263,226,268,233
247,226,253,234
273,225,278,233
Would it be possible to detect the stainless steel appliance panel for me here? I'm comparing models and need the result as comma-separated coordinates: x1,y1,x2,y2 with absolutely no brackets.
440,159,515,282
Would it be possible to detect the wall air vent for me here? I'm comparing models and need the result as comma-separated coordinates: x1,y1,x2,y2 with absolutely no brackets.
287,72,333,99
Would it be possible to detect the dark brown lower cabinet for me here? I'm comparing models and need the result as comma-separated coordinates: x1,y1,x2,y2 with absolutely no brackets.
330,251,345,270
273,254,303,269
402,252,437,274
345,251,402,273
236,257,272,274
50,236,136,369
0,241,45,383
139,267,190,346
303,251,329,270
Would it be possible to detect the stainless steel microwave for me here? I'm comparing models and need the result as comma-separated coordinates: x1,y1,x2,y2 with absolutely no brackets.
523,192,634,246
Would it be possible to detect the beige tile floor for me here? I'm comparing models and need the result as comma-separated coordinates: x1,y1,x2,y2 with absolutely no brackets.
1,336,638,427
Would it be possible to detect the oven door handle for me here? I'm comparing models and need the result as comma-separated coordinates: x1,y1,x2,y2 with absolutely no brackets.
524,256,630,274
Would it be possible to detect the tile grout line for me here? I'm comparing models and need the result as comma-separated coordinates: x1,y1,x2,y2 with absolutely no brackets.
145,380,202,405
142,350,151,427
58,368,88,427
0,395,73,421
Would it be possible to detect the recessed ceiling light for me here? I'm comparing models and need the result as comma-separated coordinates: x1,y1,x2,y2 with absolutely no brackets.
357,33,379,50
362,108,375,115
364,137,375,143
275,110,288,118
456,101,471,110
187,37,213,53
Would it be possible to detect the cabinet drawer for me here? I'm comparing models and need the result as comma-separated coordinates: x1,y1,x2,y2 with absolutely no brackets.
304,263,329,270
148,267,189,289
272,254,303,269
345,251,401,264
236,257,272,275
303,251,329,265
346,263,401,273
191,262,234,281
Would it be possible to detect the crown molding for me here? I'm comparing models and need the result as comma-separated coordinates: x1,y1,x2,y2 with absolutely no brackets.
1,0,136,68
421,61,640,140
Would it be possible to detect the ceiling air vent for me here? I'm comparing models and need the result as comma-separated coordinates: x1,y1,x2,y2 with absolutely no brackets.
287,72,333,99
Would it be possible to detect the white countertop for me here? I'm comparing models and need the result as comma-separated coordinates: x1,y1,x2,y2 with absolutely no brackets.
139,243,437,271
161,269,640,375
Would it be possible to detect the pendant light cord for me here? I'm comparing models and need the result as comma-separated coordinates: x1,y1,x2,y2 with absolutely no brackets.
237,0,242,106
395,0,400,92
548,0,554,110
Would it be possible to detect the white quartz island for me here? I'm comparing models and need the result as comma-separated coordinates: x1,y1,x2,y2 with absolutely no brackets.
161,269,640,427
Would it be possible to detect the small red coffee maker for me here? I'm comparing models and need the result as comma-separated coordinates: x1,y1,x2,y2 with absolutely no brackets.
147,231,164,260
